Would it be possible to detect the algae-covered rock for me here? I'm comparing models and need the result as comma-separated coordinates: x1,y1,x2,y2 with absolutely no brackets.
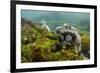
21,22,89,63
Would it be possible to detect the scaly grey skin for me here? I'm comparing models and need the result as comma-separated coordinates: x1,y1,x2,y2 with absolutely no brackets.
56,24,81,54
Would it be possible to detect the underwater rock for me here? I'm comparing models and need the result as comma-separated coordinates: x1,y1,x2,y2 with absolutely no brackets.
41,21,51,32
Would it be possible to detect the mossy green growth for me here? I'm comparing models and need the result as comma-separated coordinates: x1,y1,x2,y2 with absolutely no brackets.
21,23,89,63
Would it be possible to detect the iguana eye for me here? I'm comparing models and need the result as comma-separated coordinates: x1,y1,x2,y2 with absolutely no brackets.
65,35,72,41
